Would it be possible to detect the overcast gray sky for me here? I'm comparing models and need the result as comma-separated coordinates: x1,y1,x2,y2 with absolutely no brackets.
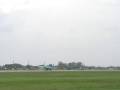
0,0,120,66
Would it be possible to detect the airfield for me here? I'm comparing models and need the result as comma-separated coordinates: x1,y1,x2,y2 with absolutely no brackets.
0,70,120,90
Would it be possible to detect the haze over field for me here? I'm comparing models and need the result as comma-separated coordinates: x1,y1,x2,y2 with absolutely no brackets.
0,0,120,66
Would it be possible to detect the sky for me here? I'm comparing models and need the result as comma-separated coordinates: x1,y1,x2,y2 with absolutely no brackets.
0,0,120,66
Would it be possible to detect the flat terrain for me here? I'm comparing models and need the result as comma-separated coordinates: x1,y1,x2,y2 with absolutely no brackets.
0,71,120,90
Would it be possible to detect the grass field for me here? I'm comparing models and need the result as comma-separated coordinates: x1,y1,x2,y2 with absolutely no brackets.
0,71,120,90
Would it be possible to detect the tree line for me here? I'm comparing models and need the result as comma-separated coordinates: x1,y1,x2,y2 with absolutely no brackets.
0,61,120,70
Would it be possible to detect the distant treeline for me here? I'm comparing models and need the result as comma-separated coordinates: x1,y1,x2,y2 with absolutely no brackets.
0,61,120,70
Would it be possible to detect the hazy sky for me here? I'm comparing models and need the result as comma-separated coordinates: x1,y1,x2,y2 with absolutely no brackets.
0,0,120,66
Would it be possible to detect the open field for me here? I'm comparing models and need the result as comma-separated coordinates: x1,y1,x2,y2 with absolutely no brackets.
0,71,120,90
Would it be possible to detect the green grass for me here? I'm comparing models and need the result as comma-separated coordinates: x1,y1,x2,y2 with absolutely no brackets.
0,71,120,90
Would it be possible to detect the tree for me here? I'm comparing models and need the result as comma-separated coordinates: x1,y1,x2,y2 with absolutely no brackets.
57,62,67,70
57,61,84,70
